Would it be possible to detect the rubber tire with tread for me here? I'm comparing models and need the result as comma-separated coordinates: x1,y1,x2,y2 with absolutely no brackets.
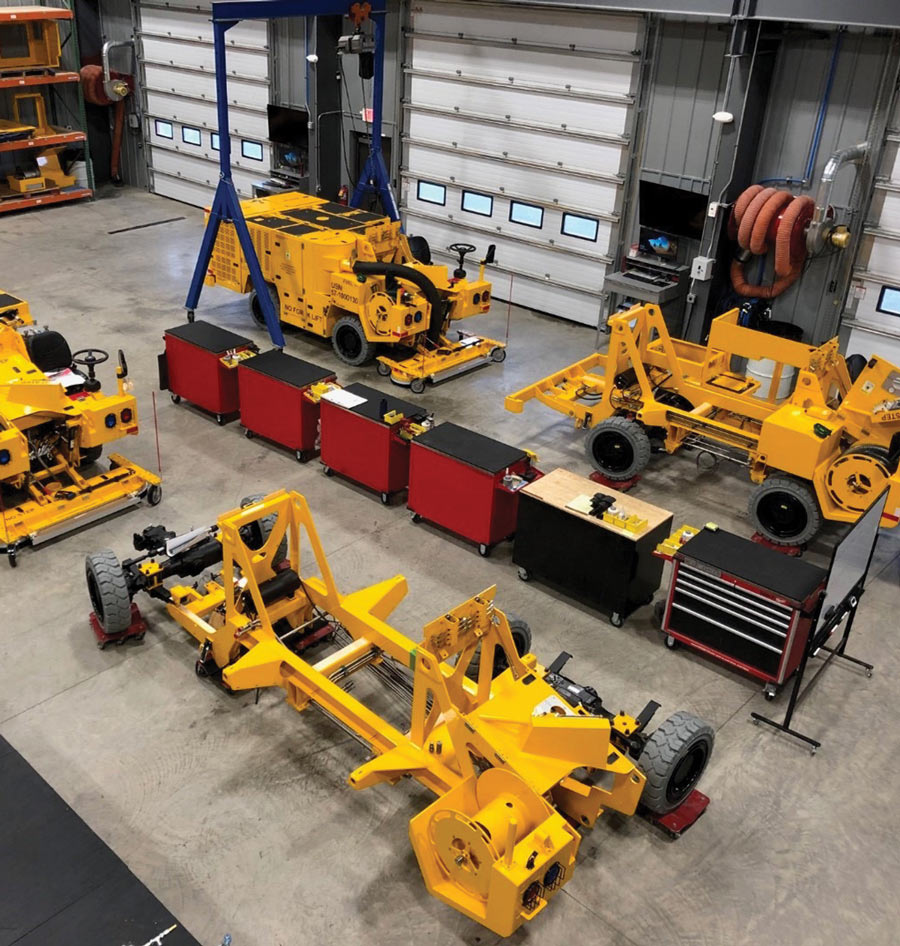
332,315,375,366
249,283,281,329
86,549,132,635
376,361,392,377
466,614,533,680
239,494,288,563
749,475,822,546
586,416,651,480
637,710,714,814
79,445,103,467
410,378,426,394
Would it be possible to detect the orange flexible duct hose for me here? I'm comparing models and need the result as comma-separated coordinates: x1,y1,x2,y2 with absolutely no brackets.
730,184,811,298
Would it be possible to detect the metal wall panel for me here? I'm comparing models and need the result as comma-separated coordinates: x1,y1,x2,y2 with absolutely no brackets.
752,29,893,343
641,18,728,192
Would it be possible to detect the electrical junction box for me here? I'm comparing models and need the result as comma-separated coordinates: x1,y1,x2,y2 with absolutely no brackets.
691,256,715,281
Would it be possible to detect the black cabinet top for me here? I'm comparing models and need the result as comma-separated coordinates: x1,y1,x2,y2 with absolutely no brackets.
677,527,827,603
415,422,526,473
342,382,428,424
165,320,253,354
241,348,334,388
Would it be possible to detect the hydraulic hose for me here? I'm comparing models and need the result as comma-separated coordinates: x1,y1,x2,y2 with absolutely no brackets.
352,260,445,344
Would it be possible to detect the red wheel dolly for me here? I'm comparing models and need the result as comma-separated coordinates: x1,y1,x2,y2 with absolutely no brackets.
643,790,710,839
159,321,257,425
408,422,541,556
319,382,429,504
89,603,147,649
237,349,337,461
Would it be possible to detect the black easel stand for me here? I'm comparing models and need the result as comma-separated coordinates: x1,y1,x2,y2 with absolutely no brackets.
750,584,873,754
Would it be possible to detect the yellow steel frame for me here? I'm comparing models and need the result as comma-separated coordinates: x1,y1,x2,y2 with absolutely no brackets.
204,192,504,385
150,490,648,936
505,303,900,528
0,314,159,556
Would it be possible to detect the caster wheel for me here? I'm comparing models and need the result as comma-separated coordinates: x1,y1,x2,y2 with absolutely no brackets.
478,543,491,557
410,378,426,394
380,491,391,505
147,484,163,507
811,747,818,756
216,414,225,426
866,669,873,678
323,465,334,477
410,512,422,523
490,346,507,363
664,634,678,650
195,659,211,678
186,310,196,323
96,640,106,650
135,632,146,642
170,394,181,405
610,612,624,628
376,361,392,377
295,449,309,462
763,683,777,702
245,428,254,439
517,566,531,582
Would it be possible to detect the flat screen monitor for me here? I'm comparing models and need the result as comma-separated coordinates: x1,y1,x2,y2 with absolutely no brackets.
639,181,708,240
267,105,308,146
818,490,888,632
639,226,679,260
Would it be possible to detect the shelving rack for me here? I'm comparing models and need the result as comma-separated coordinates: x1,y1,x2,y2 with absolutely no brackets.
0,1,92,214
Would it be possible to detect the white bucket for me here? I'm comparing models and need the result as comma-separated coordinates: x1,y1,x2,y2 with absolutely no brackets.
70,161,88,188
746,357,797,401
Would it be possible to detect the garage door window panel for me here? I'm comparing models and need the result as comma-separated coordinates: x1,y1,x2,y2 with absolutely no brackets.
461,190,493,217
154,119,174,140
417,180,446,205
561,212,599,242
509,201,544,229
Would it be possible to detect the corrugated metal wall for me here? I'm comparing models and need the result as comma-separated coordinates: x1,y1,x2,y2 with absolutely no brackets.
750,28,893,342
641,18,728,194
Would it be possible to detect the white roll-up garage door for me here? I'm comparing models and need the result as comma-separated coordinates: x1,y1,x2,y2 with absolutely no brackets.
401,1,643,326
137,0,272,207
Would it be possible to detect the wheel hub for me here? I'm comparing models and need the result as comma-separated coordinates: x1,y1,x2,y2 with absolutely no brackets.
592,432,634,474
825,451,892,514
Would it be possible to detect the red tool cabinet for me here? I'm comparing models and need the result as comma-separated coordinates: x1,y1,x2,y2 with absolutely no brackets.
408,422,537,555
319,382,427,502
661,527,826,697
160,321,255,423
237,349,336,461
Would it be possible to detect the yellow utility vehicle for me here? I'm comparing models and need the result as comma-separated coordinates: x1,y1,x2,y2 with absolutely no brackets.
86,489,713,937
506,303,900,545
0,291,160,565
202,192,505,392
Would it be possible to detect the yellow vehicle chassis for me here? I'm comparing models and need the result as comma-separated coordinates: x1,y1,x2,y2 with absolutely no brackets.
117,490,701,936
506,303,900,537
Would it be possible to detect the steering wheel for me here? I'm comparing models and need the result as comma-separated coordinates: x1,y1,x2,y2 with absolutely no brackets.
71,348,109,381
448,243,477,278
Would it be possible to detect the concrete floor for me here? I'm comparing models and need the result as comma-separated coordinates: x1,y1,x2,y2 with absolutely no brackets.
2,188,899,946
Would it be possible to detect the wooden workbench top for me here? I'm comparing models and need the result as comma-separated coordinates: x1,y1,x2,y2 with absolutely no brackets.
521,467,673,539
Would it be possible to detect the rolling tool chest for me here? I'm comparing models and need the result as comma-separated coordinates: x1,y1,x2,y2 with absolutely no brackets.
660,526,827,696
513,468,673,626
319,382,428,502
237,349,336,461
159,321,255,423
407,422,538,555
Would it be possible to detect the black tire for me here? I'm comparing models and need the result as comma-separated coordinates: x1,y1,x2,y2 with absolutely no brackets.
249,283,280,329
410,378,426,395
749,475,821,546
146,483,163,507
466,614,532,679
332,315,375,366
490,347,507,363
638,711,714,814
845,353,867,384
79,445,103,467
408,235,432,265
376,361,392,377
239,495,288,563
85,549,132,635
585,416,651,480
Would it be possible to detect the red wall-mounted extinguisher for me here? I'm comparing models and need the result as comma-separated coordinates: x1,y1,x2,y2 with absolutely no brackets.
337,185,349,205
